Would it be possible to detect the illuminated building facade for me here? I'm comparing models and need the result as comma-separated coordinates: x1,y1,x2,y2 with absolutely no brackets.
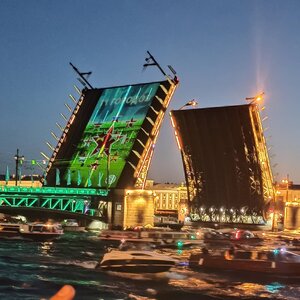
145,181,188,222
276,180,300,230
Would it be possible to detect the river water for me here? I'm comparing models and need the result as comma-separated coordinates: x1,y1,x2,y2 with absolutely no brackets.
0,232,300,300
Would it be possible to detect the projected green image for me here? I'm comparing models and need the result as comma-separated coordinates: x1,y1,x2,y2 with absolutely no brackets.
65,82,160,188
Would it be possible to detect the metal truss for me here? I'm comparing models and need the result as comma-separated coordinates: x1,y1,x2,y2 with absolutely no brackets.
249,105,275,205
0,185,109,219
181,150,197,203
135,80,178,189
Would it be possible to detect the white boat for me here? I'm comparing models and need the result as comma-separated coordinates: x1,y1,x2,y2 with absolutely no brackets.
97,247,177,274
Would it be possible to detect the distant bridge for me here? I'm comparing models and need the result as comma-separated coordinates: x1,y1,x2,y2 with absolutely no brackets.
0,185,109,222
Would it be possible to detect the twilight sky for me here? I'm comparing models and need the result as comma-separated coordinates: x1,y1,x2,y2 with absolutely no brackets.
0,0,300,184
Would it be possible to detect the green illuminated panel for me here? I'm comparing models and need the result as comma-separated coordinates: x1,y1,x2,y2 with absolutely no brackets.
65,83,160,188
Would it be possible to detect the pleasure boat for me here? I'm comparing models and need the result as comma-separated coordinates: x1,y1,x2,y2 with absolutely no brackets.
19,222,64,241
96,243,178,274
189,247,300,276
0,222,23,238
61,219,86,232
203,229,263,245
0,214,27,239
99,228,201,246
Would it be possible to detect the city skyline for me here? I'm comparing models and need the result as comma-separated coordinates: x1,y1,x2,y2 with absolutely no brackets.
0,1,300,183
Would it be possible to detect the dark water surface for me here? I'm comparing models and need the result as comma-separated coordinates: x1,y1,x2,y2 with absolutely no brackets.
0,232,300,300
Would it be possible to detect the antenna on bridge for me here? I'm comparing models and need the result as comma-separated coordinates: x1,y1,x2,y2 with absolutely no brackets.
69,62,93,89
143,51,179,84
143,51,167,77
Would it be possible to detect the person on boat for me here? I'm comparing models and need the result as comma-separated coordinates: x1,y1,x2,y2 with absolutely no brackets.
224,245,236,260
201,247,209,256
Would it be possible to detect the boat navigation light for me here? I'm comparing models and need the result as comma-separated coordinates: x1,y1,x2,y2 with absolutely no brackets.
177,240,184,248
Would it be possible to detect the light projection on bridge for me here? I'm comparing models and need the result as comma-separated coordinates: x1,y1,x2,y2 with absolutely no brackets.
64,83,160,188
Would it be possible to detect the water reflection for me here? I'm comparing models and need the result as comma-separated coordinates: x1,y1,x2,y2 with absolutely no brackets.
38,241,53,255
0,232,300,299
265,282,285,293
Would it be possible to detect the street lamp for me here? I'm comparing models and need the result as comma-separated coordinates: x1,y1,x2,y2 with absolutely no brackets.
179,99,198,110
281,175,289,203
14,148,24,186
245,92,264,104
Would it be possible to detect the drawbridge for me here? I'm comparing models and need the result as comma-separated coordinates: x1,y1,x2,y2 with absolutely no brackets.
1,56,178,224
171,103,275,225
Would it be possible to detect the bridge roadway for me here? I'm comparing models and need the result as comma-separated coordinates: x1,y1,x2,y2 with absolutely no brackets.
0,185,109,224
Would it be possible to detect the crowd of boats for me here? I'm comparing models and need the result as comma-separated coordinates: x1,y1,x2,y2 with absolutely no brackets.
96,226,300,280
0,213,64,241
1,212,300,279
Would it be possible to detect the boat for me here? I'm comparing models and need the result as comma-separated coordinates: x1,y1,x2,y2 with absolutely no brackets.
189,247,300,276
0,213,27,239
0,222,23,238
99,228,201,246
61,219,86,232
19,222,64,241
203,229,263,245
96,243,178,274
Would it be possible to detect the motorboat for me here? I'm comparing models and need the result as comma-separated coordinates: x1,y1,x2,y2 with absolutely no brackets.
19,222,64,241
189,247,300,276
99,228,201,246
203,229,263,245
0,222,23,238
96,243,178,274
0,213,27,239
61,219,86,232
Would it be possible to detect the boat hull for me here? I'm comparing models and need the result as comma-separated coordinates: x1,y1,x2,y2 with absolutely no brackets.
0,223,22,239
190,253,300,276
204,238,263,246
99,261,174,273
19,232,63,242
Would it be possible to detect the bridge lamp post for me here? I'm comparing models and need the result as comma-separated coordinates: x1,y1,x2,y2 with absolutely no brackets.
245,92,265,105
179,99,198,110
281,176,289,203
14,149,24,186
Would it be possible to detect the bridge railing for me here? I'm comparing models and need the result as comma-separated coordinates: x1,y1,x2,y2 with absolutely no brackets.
0,185,108,217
